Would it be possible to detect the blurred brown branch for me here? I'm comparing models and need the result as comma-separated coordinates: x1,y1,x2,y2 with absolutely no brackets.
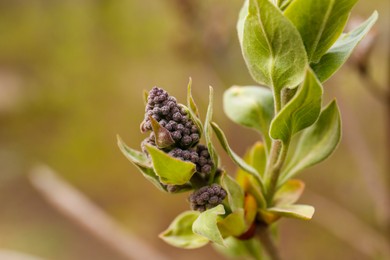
28,165,168,260
306,189,390,259
0,250,46,260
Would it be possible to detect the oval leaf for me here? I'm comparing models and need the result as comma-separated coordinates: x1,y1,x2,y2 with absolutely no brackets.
280,100,341,184
284,0,359,63
270,68,323,143
312,11,378,82
159,211,209,249
146,145,196,185
213,237,263,260
274,179,305,206
267,204,315,220
238,0,307,91
217,209,247,237
223,86,274,149
193,204,226,246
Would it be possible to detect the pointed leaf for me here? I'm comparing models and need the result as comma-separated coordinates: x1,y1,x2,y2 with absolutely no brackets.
149,116,175,149
117,135,151,168
193,204,226,246
270,68,323,143
285,0,359,63
281,100,341,183
159,211,209,249
312,11,378,82
267,204,315,220
221,174,245,212
204,86,219,182
117,136,166,191
211,122,264,188
223,86,274,149
146,145,196,185
238,0,307,91
186,78,204,134
274,179,305,206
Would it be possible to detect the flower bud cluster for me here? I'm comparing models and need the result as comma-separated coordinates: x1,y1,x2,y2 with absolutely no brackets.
168,144,213,175
189,184,227,212
141,87,200,148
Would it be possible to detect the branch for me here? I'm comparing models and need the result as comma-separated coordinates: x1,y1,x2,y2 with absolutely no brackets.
0,250,46,260
306,189,390,258
28,165,168,260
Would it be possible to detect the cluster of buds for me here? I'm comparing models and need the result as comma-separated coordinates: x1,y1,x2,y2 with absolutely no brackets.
140,87,225,212
189,184,227,212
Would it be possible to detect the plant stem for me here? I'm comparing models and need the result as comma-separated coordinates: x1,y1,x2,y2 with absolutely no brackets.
264,140,289,204
257,224,282,260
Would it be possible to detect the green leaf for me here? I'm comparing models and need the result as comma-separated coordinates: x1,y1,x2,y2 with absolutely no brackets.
267,204,315,220
117,135,151,168
284,0,359,63
149,116,175,149
312,11,378,82
213,237,263,260
217,209,247,237
238,0,307,91
278,0,294,10
204,86,219,182
159,211,209,249
146,145,196,185
223,86,274,149
274,179,305,206
280,100,341,183
235,143,267,209
193,204,226,246
221,174,245,212
269,68,323,143
186,78,204,134
211,122,264,188
117,136,167,192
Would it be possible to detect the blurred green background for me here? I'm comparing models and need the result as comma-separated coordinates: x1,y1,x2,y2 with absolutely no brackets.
0,1,389,259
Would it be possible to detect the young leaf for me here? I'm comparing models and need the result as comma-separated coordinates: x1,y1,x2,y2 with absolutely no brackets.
211,122,264,188
186,78,204,134
145,145,196,185
267,204,315,220
117,135,151,168
284,0,359,63
213,237,264,260
221,174,245,212
238,0,307,91
159,211,209,249
223,86,274,149
193,204,226,246
278,0,294,10
312,11,379,82
117,136,167,191
236,142,267,208
204,86,219,181
274,179,305,206
269,68,323,143
280,100,341,184
217,209,247,237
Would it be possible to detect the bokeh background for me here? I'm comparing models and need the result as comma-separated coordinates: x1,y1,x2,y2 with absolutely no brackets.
0,1,389,259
